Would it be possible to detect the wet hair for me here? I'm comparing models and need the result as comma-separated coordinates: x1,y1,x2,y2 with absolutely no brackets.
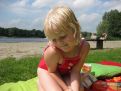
44,5,81,43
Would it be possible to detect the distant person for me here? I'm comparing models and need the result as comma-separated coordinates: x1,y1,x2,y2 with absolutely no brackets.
37,5,90,91
100,33,107,40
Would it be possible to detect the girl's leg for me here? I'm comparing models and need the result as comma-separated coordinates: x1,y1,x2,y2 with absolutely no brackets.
63,75,71,88
37,68,63,91
80,85,84,91
64,75,84,91
37,79,44,91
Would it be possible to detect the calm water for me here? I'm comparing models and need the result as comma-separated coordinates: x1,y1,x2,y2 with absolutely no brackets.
0,37,48,43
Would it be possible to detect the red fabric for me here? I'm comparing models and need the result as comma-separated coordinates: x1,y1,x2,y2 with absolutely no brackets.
106,76,121,82
91,80,118,91
91,80,108,91
38,55,80,75
91,60,121,91
38,40,85,75
38,57,48,70
57,55,80,75
99,60,121,67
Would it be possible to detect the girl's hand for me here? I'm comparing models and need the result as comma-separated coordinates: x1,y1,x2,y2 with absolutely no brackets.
64,87,73,91
68,89,73,91
64,89,73,91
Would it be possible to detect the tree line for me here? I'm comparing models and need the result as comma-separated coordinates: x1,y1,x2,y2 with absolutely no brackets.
0,27,92,39
97,9,121,40
0,27,45,38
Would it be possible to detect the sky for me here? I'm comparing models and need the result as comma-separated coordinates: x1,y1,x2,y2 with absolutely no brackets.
0,0,121,33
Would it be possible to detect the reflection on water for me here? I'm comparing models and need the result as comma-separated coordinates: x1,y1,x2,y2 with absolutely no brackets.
0,37,48,43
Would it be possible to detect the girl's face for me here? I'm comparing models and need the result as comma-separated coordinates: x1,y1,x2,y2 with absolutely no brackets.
48,31,78,52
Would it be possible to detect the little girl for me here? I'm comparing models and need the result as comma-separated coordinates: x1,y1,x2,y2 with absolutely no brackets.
37,5,90,91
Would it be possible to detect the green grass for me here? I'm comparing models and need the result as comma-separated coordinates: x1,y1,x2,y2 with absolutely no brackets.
0,48,121,85
86,48,121,63
0,56,41,85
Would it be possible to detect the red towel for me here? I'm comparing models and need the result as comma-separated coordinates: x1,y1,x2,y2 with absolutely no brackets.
106,76,121,82
91,60,121,91
91,80,121,91
99,60,121,67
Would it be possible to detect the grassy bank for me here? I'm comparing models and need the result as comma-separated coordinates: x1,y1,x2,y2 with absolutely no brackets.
0,56,41,85
0,48,121,85
86,48,121,63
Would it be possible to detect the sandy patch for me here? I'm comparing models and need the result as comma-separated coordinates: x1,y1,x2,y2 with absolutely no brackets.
88,41,121,49
0,41,121,59
0,42,47,59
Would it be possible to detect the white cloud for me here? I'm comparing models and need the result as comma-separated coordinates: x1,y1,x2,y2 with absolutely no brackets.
8,19,29,29
1,17,45,30
55,0,72,6
9,0,30,14
103,0,121,11
32,0,52,8
78,13,101,32
73,0,96,9
79,13,100,24
30,17,44,30
10,0,29,9
0,2,6,9
0,19,24,29
9,0,52,15
12,0,28,8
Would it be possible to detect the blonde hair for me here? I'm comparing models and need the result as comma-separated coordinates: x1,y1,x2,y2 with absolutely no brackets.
44,5,81,43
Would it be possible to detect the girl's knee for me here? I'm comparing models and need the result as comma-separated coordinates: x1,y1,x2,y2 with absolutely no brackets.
37,79,44,91
80,86,84,91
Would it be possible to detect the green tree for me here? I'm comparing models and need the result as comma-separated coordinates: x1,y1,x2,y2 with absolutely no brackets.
0,27,45,38
81,32,91,39
97,20,109,37
97,9,121,39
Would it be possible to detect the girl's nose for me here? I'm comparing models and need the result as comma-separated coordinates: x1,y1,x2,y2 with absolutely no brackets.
57,39,64,45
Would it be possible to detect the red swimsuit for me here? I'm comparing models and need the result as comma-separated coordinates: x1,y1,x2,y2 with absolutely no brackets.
38,41,84,75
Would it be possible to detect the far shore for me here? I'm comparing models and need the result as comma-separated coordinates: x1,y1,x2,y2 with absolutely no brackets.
0,41,121,59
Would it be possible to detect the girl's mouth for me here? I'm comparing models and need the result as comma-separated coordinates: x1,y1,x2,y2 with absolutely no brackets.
60,44,68,48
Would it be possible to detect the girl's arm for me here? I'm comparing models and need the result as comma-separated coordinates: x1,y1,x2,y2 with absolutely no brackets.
70,41,90,91
44,47,69,91
50,72,70,91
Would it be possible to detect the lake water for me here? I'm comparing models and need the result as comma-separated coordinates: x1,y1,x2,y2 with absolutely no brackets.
0,37,48,43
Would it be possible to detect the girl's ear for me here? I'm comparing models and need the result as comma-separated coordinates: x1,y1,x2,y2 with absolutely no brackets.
73,29,80,45
73,23,80,39
73,28,77,38
73,24,81,45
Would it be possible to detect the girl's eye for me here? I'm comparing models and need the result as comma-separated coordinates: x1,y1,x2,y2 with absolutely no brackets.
52,39,56,42
60,35,66,39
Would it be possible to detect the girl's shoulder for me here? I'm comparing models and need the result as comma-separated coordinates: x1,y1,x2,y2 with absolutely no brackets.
43,43,62,63
79,39,90,55
44,45,58,56
43,44,63,72
80,39,90,48
78,39,90,56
